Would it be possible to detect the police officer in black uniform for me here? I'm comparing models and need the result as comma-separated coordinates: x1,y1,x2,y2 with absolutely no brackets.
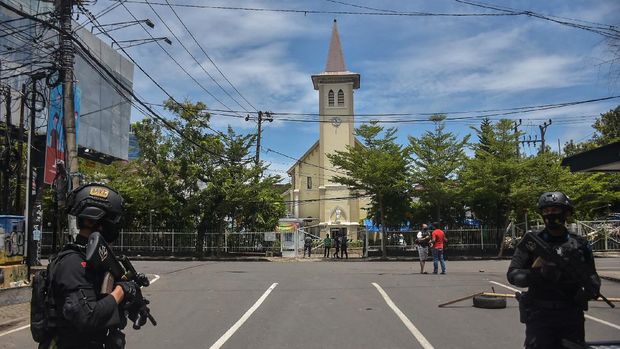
47,183,141,349
507,192,601,349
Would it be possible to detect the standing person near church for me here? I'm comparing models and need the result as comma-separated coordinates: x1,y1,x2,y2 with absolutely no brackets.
323,233,332,258
333,236,341,259
340,236,348,259
431,222,447,274
304,233,313,258
416,224,432,274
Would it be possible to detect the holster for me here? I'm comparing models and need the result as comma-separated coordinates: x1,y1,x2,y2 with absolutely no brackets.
515,291,529,324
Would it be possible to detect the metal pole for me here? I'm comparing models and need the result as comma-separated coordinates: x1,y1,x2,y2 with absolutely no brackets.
2,87,12,213
480,226,484,251
15,84,26,213
171,231,175,254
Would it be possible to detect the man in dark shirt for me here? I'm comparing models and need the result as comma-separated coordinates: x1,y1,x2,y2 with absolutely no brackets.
45,184,141,348
507,192,601,349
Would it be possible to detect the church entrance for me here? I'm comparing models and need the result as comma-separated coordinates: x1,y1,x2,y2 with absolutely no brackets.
330,227,347,239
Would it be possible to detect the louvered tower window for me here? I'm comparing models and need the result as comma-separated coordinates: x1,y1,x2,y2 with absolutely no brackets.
328,90,334,106
338,89,344,106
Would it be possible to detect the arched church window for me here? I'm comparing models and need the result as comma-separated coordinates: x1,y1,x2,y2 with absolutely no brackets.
338,89,344,106
328,90,334,106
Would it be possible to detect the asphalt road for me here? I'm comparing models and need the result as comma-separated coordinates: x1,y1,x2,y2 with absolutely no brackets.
2,259,620,349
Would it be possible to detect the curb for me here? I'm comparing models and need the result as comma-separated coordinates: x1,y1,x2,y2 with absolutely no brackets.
0,286,31,307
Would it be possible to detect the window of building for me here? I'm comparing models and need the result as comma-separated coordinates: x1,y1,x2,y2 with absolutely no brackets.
338,89,344,106
328,90,334,106
307,176,312,189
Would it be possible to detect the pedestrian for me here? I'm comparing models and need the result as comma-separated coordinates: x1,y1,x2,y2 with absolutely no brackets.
341,236,348,259
36,183,142,348
334,236,341,259
431,222,447,274
323,233,332,258
415,224,432,274
304,233,313,257
507,192,601,349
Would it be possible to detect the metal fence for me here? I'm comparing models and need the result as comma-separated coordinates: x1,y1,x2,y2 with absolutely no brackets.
41,230,281,257
365,228,504,257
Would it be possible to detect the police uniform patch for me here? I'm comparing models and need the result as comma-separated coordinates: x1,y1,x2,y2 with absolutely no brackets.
89,187,110,199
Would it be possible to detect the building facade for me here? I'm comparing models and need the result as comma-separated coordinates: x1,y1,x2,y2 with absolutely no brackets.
284,20,369,240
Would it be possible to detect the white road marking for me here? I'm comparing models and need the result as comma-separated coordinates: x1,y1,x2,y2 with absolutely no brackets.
0,273,162,337
0,324,30,338
208,283,278,349
489,280,620,331
372,282,434,349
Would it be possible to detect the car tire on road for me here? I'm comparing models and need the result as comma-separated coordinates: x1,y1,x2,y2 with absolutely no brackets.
473,295,507,309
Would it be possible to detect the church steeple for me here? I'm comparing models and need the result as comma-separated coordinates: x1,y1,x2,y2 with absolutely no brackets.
325,19,346,73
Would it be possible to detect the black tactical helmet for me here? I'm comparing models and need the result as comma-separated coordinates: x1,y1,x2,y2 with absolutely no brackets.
537,192,573,212
66,183,124,242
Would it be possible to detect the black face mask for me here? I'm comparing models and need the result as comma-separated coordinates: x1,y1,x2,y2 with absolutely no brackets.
543,213,566,230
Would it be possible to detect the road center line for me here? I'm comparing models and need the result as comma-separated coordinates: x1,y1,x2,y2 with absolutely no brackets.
372,282,434,349
488,280,620,331
208,283,278,349
0,273,162,338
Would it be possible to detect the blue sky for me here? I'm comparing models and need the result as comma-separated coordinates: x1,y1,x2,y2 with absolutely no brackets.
82,0,620,180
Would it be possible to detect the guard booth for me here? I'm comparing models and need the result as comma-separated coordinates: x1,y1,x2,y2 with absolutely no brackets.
277,218,304,257
0,215,27,288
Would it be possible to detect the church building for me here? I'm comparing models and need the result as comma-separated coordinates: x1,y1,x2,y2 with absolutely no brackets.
284,20,369,240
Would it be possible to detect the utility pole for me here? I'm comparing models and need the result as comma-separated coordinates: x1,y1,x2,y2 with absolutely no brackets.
246,111,273,166
520,119,552,155
513,119,522,157
538,119,552,153
2,86,11,213
59,0,78,191
59,0,80,239
15,84,26,213
25,73,46,267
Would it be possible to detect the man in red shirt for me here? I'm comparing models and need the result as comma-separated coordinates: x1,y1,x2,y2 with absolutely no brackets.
431,222,447,274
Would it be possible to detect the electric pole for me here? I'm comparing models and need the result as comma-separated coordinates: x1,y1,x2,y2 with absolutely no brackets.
538,119,552,153
59,0,78,190
513,119,522,157
59,0,80,239
520,119,552,155
246,111,273,166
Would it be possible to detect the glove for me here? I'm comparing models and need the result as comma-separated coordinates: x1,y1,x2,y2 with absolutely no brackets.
540,261,562,283
116,281,143,309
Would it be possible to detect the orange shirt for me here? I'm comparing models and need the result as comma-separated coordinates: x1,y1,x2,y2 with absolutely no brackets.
431,229,446,249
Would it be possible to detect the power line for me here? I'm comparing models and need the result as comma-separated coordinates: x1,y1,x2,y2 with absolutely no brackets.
161,0,258,112
0,0,237,163
115,1,522,17
454,0,620,39
141,0,253,113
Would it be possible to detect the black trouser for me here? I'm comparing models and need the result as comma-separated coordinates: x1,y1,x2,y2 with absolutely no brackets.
523,307,584,348
323,246,330,258
341,246,348,259
334,246,340,258
304,245,311,257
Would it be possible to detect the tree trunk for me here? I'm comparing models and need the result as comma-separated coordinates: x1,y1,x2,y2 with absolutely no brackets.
195,218,207,259
380,198,386,258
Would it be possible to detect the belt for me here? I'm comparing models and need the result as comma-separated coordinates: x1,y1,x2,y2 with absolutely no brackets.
530,298,575,310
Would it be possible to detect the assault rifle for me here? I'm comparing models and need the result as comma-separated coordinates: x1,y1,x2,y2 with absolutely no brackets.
86,232,158,329
517,232,614,308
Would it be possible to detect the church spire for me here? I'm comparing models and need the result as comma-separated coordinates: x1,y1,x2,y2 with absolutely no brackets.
325,19,347,72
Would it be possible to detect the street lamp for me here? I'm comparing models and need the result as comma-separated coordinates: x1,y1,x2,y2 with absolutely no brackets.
149,209,155,235
111,37,172,49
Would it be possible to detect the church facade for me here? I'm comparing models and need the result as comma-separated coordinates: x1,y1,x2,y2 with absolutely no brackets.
283,20,369,240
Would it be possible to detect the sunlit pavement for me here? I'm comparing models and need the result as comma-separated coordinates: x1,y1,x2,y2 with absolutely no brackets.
2,259,619,349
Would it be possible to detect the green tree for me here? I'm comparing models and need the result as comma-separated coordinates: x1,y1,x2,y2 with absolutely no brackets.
408,114,470,223
327,122,411,257
460,119,521,228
